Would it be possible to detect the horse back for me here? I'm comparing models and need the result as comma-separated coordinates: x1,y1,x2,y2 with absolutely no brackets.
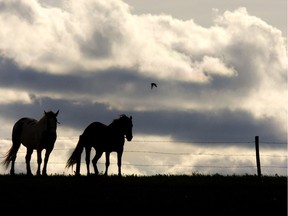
13,117,36,136
82,122,107,137
81,121,124,152
13,118,39,148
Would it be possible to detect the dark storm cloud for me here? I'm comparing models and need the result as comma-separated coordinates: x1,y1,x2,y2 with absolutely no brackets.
0,57,286,149
1,94,285,148
0,96,124,134
0,57,146,96
131,109,286,146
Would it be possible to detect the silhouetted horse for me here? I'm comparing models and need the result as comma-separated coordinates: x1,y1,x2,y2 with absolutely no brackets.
66,114,133,177
1,110,59,176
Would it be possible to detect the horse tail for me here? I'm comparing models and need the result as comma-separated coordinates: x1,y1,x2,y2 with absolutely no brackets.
66,135,85,168
1,120,24,169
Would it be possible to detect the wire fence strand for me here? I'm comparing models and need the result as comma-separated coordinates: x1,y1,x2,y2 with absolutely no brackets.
0,137,287,174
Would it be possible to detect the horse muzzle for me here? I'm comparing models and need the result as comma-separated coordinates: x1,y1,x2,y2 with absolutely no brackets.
126,135,133,141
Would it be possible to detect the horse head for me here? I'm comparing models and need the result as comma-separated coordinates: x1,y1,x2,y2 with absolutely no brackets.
119,114,133,141
44,110,59,132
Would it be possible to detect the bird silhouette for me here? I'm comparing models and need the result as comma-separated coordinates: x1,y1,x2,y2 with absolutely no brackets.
151,83,157,89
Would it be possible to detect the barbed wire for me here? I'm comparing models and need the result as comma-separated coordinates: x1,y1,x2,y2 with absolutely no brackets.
0,136,287,158
0,137,286,174
0,148,286,158
0,137,286,145
1,161,286,170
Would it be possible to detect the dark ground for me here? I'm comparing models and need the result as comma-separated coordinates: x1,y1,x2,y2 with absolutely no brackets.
0,174,286,215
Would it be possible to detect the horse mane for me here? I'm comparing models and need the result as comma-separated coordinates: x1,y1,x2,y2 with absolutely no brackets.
118,114,128,119
111,114,127,124
108,114,130,132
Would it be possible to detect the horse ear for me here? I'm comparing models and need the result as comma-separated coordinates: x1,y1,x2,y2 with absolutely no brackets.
130,116,132,120
55,110,59,116
44,110,47,115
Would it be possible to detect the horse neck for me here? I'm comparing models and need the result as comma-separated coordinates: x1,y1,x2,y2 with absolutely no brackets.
37,116,47,130
108,119,123,135
37,116,49,132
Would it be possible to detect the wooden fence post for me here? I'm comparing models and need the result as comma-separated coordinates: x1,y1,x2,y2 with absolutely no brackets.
255,136,261,178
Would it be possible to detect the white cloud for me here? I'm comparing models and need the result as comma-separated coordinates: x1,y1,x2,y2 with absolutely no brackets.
0,1,285,83
195,56,236,78
0,87,32,104
0,0,239,82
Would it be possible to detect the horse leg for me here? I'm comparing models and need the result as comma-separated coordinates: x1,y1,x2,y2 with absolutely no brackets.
6,139,22,175
92,151,103,175
25,148,33,176
75,159,81,176
85,146,91,176
42,149,51,176
117,151,123,177
36,149,42,176
104,152,110,176
8,120,23,175
9,145,19,175
10,157,16,175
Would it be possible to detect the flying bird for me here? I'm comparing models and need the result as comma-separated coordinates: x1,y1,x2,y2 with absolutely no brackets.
151,82,157,89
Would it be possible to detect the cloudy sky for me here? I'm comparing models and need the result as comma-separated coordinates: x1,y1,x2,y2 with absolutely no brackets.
0,0,287,176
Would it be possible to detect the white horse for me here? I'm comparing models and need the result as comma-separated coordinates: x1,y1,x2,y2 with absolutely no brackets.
1,110,59,176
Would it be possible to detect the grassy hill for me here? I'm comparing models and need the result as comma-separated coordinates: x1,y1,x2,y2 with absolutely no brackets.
0,174,286,215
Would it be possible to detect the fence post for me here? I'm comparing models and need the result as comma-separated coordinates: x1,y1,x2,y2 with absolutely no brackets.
255,136,261,178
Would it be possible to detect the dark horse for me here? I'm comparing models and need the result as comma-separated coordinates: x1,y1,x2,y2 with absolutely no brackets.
66,114,133,177
1,110,59,176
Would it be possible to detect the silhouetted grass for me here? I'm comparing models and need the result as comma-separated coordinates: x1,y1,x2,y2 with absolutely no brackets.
0,174,286,215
